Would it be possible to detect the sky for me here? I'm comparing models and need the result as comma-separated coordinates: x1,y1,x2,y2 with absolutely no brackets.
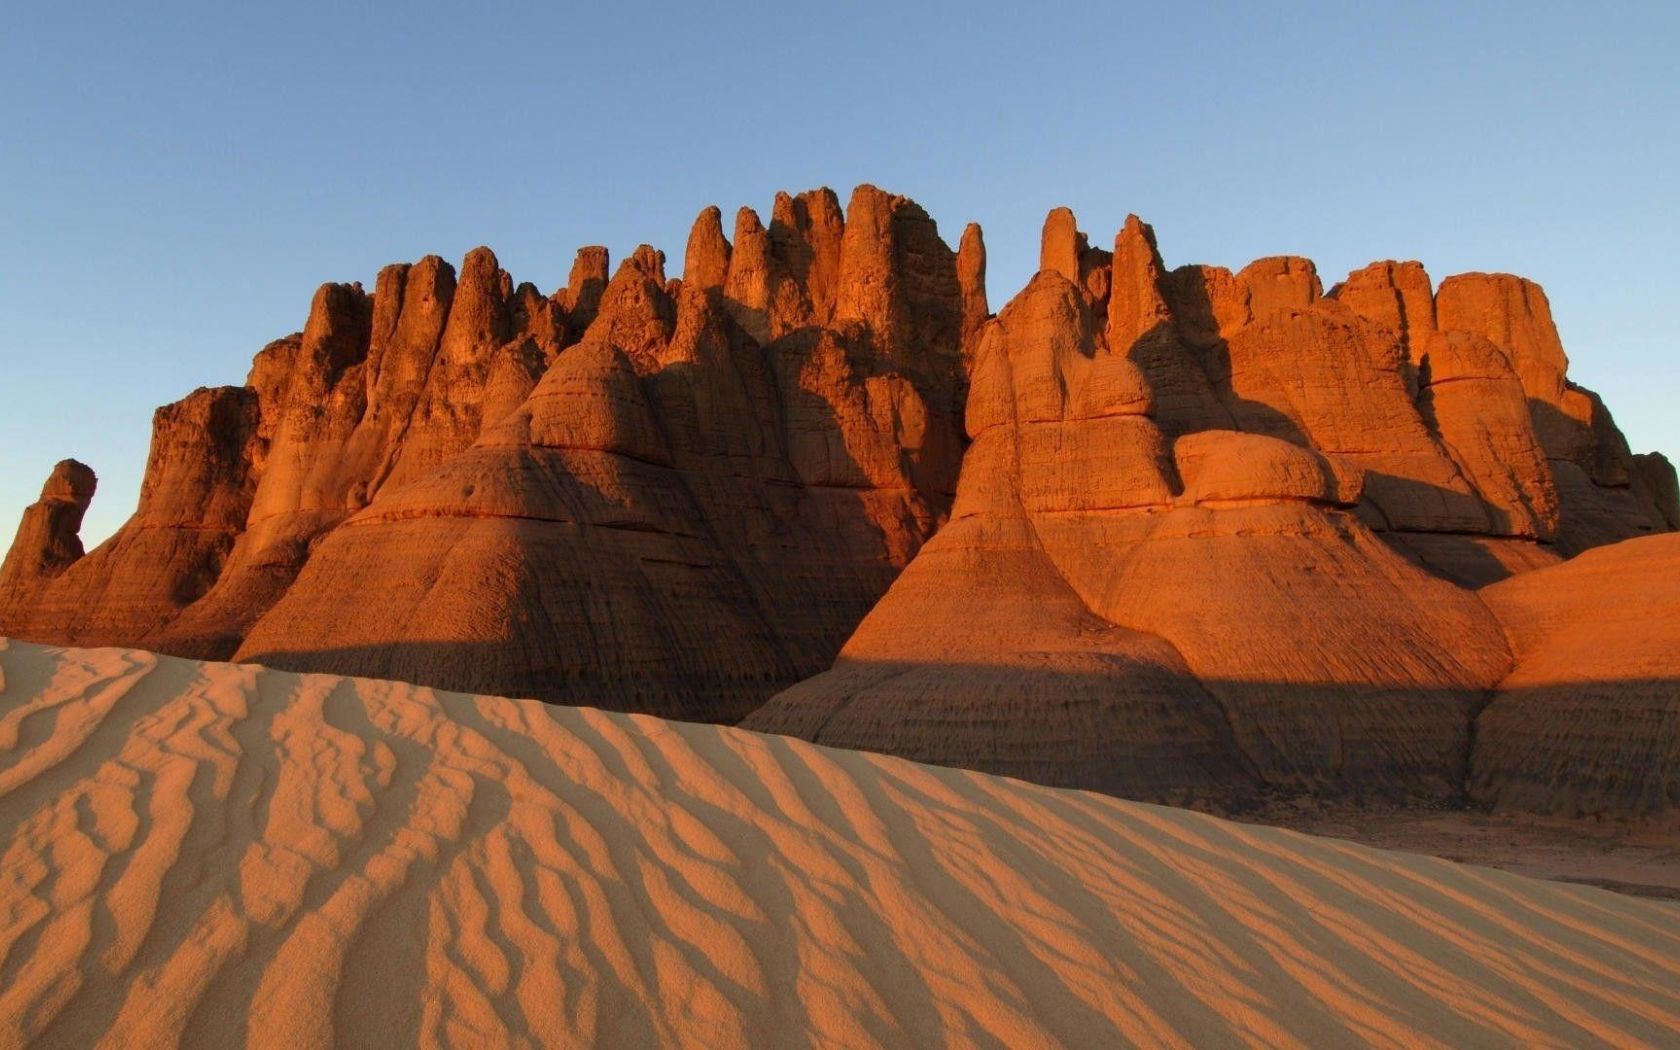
2,2,1676,546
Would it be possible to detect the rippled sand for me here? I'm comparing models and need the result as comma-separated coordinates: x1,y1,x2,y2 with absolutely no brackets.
2,638,1678,1048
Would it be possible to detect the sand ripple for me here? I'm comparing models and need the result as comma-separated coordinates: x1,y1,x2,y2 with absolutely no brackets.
2,638,1679,1048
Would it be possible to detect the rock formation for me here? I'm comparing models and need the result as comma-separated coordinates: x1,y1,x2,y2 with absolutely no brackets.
0,186,974,722
0,459,96,609
1471,533,1680,818
745,253,1514,802
1084,212,1672,585
2,191,1674,811
745,205,1677,812
0,388,261,647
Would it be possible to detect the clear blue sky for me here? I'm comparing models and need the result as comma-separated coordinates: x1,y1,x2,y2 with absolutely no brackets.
3,2,1676,546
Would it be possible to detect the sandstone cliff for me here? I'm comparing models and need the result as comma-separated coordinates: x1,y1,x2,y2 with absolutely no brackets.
1471,533,1680,818
0,186,974,721
2,193,1674,786
744,245,1514,802
0,459,96,609
743,206,1678,812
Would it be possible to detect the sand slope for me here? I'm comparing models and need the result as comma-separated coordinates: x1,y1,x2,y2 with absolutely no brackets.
2,640,1679,1048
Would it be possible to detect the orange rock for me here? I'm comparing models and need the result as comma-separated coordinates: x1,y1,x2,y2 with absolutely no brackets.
682,205,731,291
3,186,1674,766
1473,534,1680,817
219,186,967,719
1413,328,1558,540
956,221,989,354
743,513,1258,803
0,460,96,615
1333,260,1436,364
1106,215,1174,352
1436,273,1569,408
1436,272,1670,551
723,206,773,342
747,257,1513,800
4,387,260,650
1107,215,1235,437
1634,452,1680,529
1238,255,1322,317
769,188,845,328
1038,206,1085,284
1175,429,1359,505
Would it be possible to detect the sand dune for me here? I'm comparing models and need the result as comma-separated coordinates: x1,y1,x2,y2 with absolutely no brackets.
2,639,1679,1047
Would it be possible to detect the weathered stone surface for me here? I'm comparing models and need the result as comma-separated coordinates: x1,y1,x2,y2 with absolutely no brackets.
956,221,989,354
747,245,1515,801
1410,329,1558,540
1175,429,1358,506
1099,234,1669,579
1106,216,1234,438
0,460,97,615
1333,260,1436,363
744,513,1259,804
682,205,731,291
3,189,1674,793
770,188,846,330
222,187,967,720
1085,229,1565,577
723,206,774,342
4,386,261,649
744,287,1254,802
1634,452,1680,530
1473,534,1680,818
1038,206,1085,284
1381,532,1563,590
0,186,960,695
560,245,610,326
1215,304,1496,535
1049,489,1510,801
1435,273,1671,553
833,186,965,406
1436,274,1570,417
1239,256,1322,318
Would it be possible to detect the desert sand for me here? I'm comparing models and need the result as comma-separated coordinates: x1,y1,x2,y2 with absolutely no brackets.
3,638,1679,1048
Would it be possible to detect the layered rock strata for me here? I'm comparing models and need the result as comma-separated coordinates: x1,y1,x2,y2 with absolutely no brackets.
1471,534,1680,818
0,187,973,721
745,260,1514,802
746,206,1677,812
0,459,97,609
2,194,1674,759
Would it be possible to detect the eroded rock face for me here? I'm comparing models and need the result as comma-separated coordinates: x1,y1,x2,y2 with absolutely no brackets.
1435,273,1672,554
743,276,1255,803
1472,534,1680,818
0,460,97,614
3,192,1674,780
744,246,1514,802
229,196,966,720
2,388,261,649
747,204,1675,809
1075,209,1668,585
1634,452,1680,530
0,186,966,720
